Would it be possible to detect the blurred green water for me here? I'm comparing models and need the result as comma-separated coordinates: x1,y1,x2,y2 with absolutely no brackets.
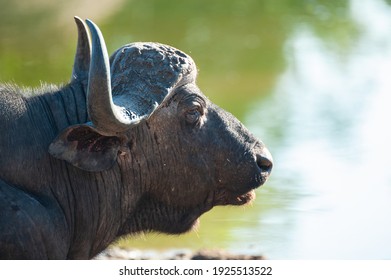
1,0,375,257
0,0,354,118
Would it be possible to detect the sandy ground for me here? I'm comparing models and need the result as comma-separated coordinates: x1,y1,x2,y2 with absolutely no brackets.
95,247,265,260
16,0,126,27
56,0,126,25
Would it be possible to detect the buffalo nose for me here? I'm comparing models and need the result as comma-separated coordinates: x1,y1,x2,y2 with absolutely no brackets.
256,148,273,175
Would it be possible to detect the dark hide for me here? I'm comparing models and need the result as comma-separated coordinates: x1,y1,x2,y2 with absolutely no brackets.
0,18,272,259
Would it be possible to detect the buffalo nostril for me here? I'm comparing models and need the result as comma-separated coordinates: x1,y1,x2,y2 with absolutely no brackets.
256,151,273,174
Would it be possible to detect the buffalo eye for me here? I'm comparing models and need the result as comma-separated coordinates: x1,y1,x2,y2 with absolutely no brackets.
185,102,204,125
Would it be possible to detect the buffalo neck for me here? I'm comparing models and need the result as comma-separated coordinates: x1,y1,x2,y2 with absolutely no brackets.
0,81,139,258
37,82,139,258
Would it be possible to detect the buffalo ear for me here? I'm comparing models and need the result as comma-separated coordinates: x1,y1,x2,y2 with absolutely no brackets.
49,125,121,172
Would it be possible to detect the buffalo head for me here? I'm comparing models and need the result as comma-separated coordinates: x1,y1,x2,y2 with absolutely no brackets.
49,18,272,234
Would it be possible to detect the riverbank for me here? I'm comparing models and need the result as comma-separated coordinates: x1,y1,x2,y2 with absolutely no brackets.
95,247,265,260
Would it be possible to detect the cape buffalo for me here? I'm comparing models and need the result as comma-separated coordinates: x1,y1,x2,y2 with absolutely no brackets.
0,17,273,259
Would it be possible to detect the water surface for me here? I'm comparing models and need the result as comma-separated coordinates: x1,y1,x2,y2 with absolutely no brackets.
1,0,390,259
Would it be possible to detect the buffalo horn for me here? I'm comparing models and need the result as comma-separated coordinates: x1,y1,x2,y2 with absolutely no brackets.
71,17,91,83
85,19,132,135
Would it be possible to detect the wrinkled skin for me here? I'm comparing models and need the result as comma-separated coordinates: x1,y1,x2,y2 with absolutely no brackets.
0,18,272,259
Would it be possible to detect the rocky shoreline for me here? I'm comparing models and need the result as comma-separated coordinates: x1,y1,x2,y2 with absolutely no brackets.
95,247,265,260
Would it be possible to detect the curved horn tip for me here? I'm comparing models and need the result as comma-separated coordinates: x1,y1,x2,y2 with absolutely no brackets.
85,19,106,48
85,19,99,32
71,15,91,83
73,17,89,35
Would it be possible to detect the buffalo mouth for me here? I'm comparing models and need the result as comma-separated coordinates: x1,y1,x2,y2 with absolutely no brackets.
212,188,256,206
